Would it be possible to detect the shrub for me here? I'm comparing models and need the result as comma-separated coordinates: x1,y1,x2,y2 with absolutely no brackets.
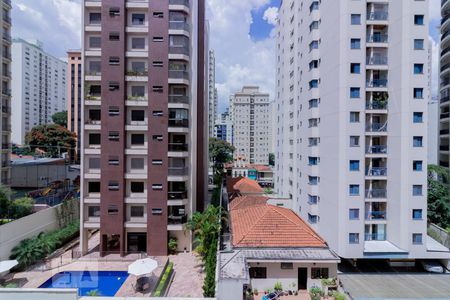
168,237,178,254
0,283,18,288
333,291,346,300
309,286,324,300
153,262,174,297
203,236,218,297
274,281,283,291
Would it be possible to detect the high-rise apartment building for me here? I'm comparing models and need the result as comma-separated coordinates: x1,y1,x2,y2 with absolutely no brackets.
0,0,11,186
208,50,217,137
11,39,67,145
230,86,271,165
67,50,82,163
81,0,207,256
276,0,449,260
440,1,450,169
214,108,233,145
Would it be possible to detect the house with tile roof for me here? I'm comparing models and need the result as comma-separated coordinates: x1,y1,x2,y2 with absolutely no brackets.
225,162,274,187
218,195,340,298
226,176,265,200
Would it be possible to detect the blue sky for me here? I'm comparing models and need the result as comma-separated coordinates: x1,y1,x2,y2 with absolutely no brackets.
250,0,281,41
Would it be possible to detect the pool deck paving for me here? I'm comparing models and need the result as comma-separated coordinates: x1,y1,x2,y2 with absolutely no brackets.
166,253,205,298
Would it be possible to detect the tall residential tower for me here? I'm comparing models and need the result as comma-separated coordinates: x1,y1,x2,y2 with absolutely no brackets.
276,0,449,261
81,0,207,256
208,49,217,137
67,50,82,163
440,1,450,169
1,0,11,185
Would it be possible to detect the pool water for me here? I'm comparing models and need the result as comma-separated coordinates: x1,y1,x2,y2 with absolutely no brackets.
39,270,129,296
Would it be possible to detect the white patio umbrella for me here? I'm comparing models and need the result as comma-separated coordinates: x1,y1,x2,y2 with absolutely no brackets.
128,258,158,276
0,260,18,275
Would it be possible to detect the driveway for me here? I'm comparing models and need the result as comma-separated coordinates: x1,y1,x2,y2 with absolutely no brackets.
340,273,450,299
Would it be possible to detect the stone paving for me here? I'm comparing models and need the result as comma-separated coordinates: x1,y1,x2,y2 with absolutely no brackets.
166,253,205,298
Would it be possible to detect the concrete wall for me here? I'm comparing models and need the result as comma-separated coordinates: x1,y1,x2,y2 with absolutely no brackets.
0,199,79,260
11,163,80,188
217,279,246,300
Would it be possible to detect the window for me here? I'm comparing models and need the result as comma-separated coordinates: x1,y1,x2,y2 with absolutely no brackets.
350,112,360,123
308,176,319,185
108,157,119,165
309,98,319,108
131,37,145,49
350,136,360,147
311,268,329,279
309,60,319,70
88,181,100,193
131,61,146,73
414,39,424,50
152,184,163,190
413,160,423,171
88,157,100,169
108,131,120,141
107,205,119,215
308,213,319,224
349,209,359,220
413,185,423,196
152,208,162,215
130,206,144,217
349,160,360,171
349,233,360,244
153,12,164,18
131,134,145,145
89,36,101,48
109,57,120,65
349,184,360,196
413,64,424,74
131,110,145,121
131,86,145,97
308,157,319,165
109,106,120,116
350,87,360,98
414,88,424,99
249,267,267,279
309,40,319,51
309,21,319,31
89,12,101,25
413,112,423,123
350,63,361,74
109,82,119,91
414,15,424,25
131,158,144,169
309,1,319,12
280,262,293,270
89,133,101,145
109,32,120,41
351,14,361,25
309,80,319,89
413,136,423,147
109,7,120,16
350,38,361,49
108,181,119,191
308,194,319,204
412,209,423,220
412,233,423,244
131,13,145,25
88,206,100,217
131,182,144,193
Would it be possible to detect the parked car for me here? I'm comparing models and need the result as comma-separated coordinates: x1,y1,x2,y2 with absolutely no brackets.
420,260,444,273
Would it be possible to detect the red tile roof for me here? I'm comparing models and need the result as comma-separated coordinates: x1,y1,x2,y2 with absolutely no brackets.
230,204,327,248
229,195,269,211
226,177,264,196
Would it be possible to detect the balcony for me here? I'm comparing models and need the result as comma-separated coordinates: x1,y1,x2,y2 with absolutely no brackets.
367,11,388,21
126,70,148,77
169,118,188,128
366,56,388,66
169,21,190,31
169,70,189,80
365,211,387,221
168,143,188,152
3,0,11,8
441,96,450,104
366,122,388,132
365,189,387,199
366,79,388,88
2,33,11,43
366,145,387,154
441,63,450,73
440,160,450,168
3,15,11,25
168,191,188,200
1,89,10,97
443,30,450,42
365,233,386,241
169,45,190,56
169,0,189,5
168,166,189,176
169,94,189,104
168,214,187,225
440,145,450,151
442,13,450,26
367,34,388,43
441,112,450,119
366,167,387,177
441,129,450,135
2,51,10,60
366,101,388,110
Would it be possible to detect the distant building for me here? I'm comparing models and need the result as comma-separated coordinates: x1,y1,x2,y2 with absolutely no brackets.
67,50,82,163
0,0,12,186
214,108,233,145
11,39,67,145
225,158,274,187
440,0,450,169
230,86,271,164
428,97,439,165
208,50,217,137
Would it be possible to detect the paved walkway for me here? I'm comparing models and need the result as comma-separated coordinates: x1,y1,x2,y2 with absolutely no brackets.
166,253,205,298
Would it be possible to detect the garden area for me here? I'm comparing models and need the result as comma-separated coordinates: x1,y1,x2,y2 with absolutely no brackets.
0,187,34,224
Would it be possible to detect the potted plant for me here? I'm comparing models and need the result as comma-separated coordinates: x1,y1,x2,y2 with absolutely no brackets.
253,288,258,296
309,286,324,300
274,281,283,292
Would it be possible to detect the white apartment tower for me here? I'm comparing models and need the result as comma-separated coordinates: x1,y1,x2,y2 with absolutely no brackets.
276,0,449,260
11,39,67,145
208,49,217,137
0,0,11,185
231,86,271,165
440,1,450,169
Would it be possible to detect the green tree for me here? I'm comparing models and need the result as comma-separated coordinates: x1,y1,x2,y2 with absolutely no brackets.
25,124,76,158
209,138,234,184
10,197,34,219
428,165,450,228
269,153,275,166
51,111,68,128
0,186,11,219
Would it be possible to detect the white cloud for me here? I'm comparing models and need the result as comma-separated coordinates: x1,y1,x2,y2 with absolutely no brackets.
263,6,278,26
429,0,441,22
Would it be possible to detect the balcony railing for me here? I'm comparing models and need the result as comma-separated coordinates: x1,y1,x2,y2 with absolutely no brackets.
366,101,388,110
441,96,450,104
441,112,450,119
3,15,11,25
367,34,388,43
366,167,388,177
168,166,189,176
366,145,387,154
365,233,386,241
366,56,388,65
168,143,188,152
443,0,450,6
168,214,187,225
442,13,450,26
367,11,388,21
169,118,189,128
2,51,10,60
443,30,450,41
169,45,190,56
126,70,147,76
366,122,388,132
86,94,101,101
441,63,450,73
1,89,11,97
169,0,189,5
442,47,450,58
3,0,11,7
366,79,388,88
441,129,450,135
365,189,387,199
168,191,188,200
126,95,147,101
365,211,387,220
169,94,189,104
440,160,450,168
440,145,450,151
169,21,190,31
2,33,11,43
169,70,189,80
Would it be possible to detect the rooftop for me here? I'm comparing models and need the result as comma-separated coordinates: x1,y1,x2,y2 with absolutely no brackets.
229,195,269,211
226,177,264,196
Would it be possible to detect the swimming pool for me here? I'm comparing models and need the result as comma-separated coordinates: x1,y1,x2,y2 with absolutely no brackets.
39,270,129,296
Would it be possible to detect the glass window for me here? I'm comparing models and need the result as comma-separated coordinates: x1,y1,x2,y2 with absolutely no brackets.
309,1,319,12
88,206,100,217
413,185,423,196
351,14,361,25
308,213,319,224
413,160,423,171
130,206,144,217
414,15,424,25
413,64,424,74
350,112,360,123
89,36,101,48
350,136,360,147
131,182,144,193
349,209,359,220
131,110,145,121
350,63,361,74
89,133,101,145
131,37,145,49
412,209,423,220
350,38,361,49
349,160,360,171
88,157,100,169
308,157,319,165
308,176,319,185
413,136,423,147
131,86,145,97
414,88,424,99
89,12,101,24
131,134,145,145
311,268,329,279
413,112,423,123
249,267,267,279
309,80,319,89
308,194,319,204
350,87,360,98
414,39,424,50
131,61,146,72
131,13,145,25
349,184,360,196
88,181,100,193
131,158,144,169
349,233,360,244
412,233,423,244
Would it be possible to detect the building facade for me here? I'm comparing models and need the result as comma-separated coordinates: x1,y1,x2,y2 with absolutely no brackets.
230,86,271,165
81,0,207,256
440,1,450,169
11,39,67,145
276,0,444,260
428,96,439,165
0,0,11,186
67,50,82,163
208,49,217,137
214,108,233,145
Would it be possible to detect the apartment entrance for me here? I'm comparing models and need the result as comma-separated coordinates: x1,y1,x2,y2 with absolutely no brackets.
127,232,147,253
298,268,308,290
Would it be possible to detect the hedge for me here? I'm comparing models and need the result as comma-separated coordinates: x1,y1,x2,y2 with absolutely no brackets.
152,262,174,297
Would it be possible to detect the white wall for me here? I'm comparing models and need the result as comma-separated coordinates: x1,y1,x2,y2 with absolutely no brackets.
0,289,78,300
